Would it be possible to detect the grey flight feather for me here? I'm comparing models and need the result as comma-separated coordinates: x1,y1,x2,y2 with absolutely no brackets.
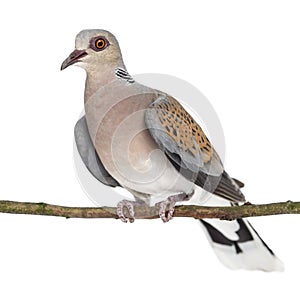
74,116,120,187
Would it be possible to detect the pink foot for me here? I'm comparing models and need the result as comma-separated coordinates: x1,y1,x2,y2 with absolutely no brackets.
156,193,190,223
117,200,135,223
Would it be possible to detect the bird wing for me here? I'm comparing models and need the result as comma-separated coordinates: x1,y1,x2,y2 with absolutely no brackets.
145,94,245,202
74,116,120,187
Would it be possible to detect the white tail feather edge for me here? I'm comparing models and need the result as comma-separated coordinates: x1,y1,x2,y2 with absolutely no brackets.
199,219,284,271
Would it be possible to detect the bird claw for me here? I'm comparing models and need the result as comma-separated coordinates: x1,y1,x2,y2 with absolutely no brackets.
117,200,135,223
157,200,174,222
156,193,190,223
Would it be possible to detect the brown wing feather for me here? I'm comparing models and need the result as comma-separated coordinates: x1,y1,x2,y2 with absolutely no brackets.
153,95,214,163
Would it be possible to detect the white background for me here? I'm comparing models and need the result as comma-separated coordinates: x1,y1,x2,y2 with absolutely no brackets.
0,0,299,289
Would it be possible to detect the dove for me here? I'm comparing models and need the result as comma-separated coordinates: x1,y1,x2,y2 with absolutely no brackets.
61,29,284,271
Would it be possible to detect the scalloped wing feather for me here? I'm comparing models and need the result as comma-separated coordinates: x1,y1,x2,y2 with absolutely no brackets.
145,95,223,176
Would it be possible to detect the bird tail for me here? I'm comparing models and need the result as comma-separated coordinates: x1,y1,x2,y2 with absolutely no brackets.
188,175,284,271
199,217,284,271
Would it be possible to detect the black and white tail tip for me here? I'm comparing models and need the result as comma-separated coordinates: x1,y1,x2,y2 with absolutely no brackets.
200,218,284,271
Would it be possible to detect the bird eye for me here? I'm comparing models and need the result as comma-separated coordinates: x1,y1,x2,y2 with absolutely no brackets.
95,38,105,49
90,36,109,51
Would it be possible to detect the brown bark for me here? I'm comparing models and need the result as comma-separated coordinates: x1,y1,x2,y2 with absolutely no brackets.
0,200,299,220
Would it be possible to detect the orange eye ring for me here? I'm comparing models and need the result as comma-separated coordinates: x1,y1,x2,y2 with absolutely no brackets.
95,38,106,49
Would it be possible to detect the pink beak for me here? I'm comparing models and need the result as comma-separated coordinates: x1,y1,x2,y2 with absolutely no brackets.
61,49,87,70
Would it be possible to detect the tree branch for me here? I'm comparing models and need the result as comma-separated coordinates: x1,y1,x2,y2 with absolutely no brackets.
0,200,299,220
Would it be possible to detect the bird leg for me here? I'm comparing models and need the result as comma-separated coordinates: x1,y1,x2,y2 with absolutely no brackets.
156,193,191,223
117,199,146,223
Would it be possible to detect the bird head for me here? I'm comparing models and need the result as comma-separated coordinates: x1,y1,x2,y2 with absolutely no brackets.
61,29,123,71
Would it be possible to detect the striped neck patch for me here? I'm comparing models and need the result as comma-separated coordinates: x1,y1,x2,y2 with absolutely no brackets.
115,67,135,83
